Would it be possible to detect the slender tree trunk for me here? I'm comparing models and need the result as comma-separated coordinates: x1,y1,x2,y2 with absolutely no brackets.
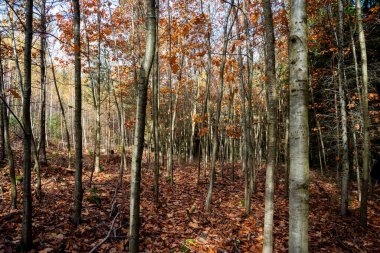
336,0,350,216
0,40,16,209
39,0,47,164
353,129,361,202
94,1,102,173
72,0,83,226
129,0,156,251
0,83,4,161
32,136,42,199
356,0,370,227
263,0,278,251
21,0,34,248
166,0,174,184
153,2,160,204
7,4,24,96
288,0,309,251
0,35,4,162
205,4,233,212
49,50,71,168
234,7,250,215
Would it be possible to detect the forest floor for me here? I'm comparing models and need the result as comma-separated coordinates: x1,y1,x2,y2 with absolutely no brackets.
0,149,380,253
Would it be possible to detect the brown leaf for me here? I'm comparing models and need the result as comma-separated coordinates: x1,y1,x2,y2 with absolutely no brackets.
188,221,199,228
39,248,54,253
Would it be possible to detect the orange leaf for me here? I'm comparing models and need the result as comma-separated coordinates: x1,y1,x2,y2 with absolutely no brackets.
8,89,21,99
172,63,179,74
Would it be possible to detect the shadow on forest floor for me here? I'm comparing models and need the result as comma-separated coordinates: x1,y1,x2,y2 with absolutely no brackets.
0,149,379,252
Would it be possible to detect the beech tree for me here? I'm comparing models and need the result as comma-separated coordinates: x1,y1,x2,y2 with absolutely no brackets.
129,0,156,251
288,0,309,251
262,0,278,251
356,0,370,227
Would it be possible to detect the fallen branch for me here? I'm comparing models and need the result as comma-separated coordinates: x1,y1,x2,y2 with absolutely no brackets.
89,212,120,253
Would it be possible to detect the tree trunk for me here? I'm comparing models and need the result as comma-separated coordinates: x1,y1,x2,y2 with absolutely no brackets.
205,3,233,212
288,0,309,251
21,0,34,249
49,50,71,168
7,4,24,96
72,0,83,226
356,0,370,227
336,0,350,216
129,0,156,251
39,0,47,164
234,6,250,215
94,1,102,174
0,39,16,209
262,0,278,251
153,2,160,204
166,0,174,184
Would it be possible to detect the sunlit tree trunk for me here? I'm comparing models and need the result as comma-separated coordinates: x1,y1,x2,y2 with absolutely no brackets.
21,0,34,249
336,0,350,216
262,0,278,251
356,0,370,227
349,18,362,203
288,0,309,251
72,0,83,226
94,0,102,173
129,0,156,251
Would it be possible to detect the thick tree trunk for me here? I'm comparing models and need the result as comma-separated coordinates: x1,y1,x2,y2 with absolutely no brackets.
288,0,309,251
262,0,278,251
72,0,83,226
21,0,34,249
356,0,370,227
129,0,156,251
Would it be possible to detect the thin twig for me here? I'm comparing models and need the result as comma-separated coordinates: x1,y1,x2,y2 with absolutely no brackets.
88,212,120,253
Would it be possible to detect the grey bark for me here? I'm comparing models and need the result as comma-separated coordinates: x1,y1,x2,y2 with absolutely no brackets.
356,0,370,227
129,0,156,251
336,0,350,216
263,0,278,251
288,0,309,251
